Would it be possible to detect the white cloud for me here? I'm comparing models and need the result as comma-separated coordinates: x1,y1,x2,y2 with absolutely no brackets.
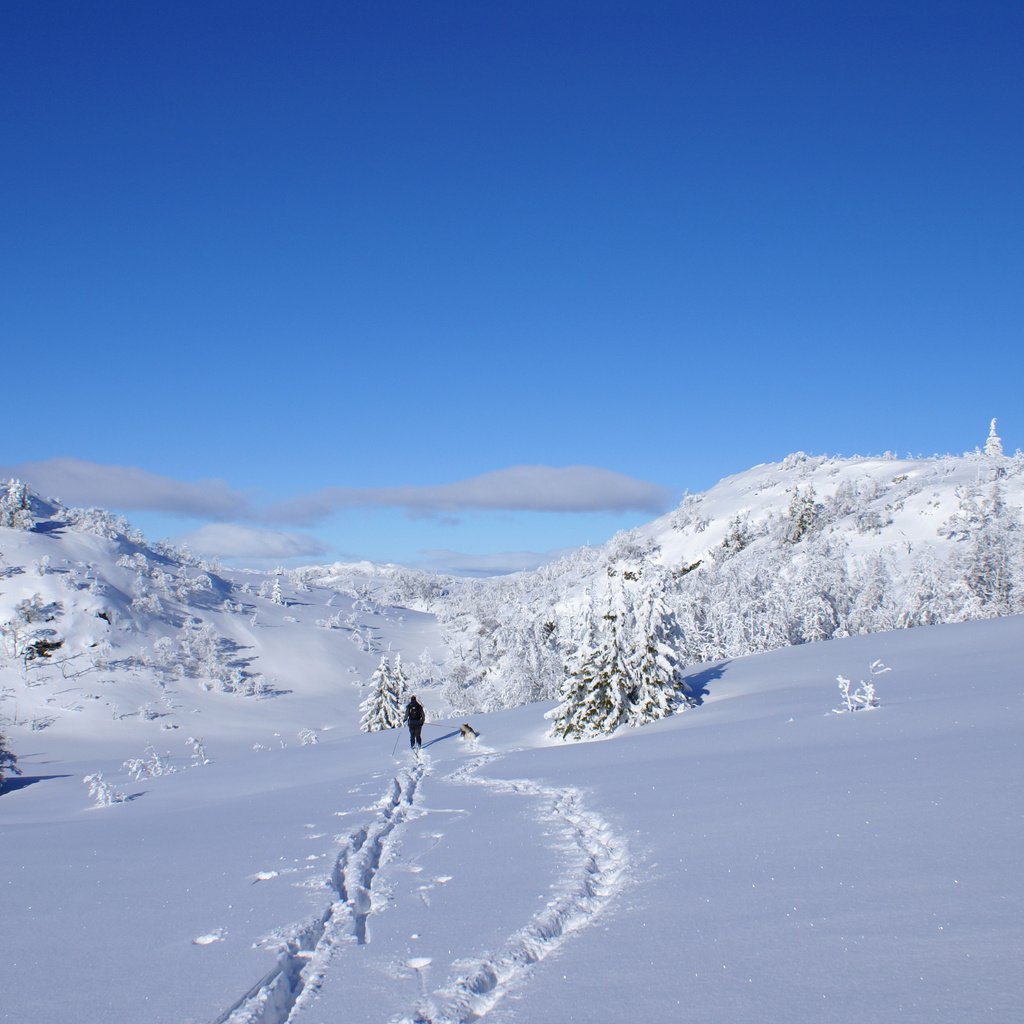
268,465,673,524
178,524,329,560
1,457,252,519
1,460,673,561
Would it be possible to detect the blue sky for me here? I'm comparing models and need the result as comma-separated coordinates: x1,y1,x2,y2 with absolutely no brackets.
3,1,1021,573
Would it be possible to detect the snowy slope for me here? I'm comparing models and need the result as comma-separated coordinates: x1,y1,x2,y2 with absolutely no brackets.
645,449,1021,569
4,615,1023,1023
435,447,1024,712
0,504,447,763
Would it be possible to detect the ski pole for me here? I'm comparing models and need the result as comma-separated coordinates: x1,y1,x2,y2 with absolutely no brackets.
391,729,401,756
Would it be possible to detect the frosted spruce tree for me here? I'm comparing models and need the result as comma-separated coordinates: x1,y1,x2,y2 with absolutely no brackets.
359,655,406,732
548,599,633,740
783,485,823,543
627,586,692,726
958,477,1022,617
0,479,33,530
985,418,1004,459
392,652,409,702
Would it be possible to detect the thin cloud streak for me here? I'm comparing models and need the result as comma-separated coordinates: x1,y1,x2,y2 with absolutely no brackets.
268,465,673,524
2,460,673,540
2,457,253,519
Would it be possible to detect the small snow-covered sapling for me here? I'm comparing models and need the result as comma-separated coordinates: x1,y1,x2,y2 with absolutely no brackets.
834,659,889,713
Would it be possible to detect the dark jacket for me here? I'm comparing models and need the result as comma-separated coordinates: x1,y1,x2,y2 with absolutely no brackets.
405,698,425,726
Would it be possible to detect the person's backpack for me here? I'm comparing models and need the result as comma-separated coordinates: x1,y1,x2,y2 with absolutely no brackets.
407,700,424,724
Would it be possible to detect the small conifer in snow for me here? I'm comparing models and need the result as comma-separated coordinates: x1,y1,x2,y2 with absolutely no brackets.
359,655,406,731
0,479,33,530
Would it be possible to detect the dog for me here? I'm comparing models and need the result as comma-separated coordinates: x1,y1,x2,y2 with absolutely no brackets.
459,722,479,740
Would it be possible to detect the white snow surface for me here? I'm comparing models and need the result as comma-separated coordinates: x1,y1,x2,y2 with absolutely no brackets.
4,611,1022,1023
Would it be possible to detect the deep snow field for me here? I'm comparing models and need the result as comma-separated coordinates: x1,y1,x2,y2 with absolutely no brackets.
4,612,1022,1024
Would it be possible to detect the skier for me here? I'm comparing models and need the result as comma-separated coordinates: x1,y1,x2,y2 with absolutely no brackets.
404,694,425,750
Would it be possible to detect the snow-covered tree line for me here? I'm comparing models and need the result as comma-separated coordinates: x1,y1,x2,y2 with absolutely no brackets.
433,449,1024,721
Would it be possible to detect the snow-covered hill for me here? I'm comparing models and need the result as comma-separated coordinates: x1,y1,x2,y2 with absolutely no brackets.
0,489,446,764
435,443,1024,713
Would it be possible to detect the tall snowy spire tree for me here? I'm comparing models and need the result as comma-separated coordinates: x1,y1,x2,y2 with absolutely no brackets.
986,418,1004,458
359,655,406,732
627,585,693,726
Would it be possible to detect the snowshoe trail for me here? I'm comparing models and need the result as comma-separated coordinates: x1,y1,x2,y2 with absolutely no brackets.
405,753,629,1024
212,759,427,1024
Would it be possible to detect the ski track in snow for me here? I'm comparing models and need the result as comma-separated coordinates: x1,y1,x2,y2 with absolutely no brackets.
210,750,628,1024
211,758,426,1024
402,752,629,1024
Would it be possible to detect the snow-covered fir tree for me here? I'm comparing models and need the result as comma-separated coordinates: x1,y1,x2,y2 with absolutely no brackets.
392,652,409,701
548,593,633,740
953,477,1022,617
782,485,823,543
359,655,406,731
986,418,1004,459
0,479,33,530
627,585,693,726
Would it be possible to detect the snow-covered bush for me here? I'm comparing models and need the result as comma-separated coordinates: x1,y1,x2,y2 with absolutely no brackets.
63,505,135,539
315,610,344,629
122,746,176,780
172,617,262,695
834,660,889,713
1,595,64,663
83,772,125,807
188,736,211,766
